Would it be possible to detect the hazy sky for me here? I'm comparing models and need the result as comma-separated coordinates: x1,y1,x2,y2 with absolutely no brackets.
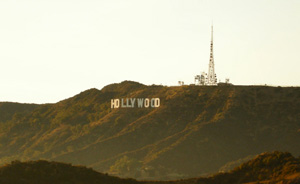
0,0,299,103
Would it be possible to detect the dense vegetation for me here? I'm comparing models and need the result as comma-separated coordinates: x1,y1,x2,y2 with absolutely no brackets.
0,81,300,180
0,151,299,184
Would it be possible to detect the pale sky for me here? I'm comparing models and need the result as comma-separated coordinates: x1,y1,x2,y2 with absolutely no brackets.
0,0,299,103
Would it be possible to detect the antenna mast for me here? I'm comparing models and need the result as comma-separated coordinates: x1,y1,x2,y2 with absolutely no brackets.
207,25,217,85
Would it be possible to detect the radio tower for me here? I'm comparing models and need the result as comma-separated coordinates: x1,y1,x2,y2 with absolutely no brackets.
207,25,217,85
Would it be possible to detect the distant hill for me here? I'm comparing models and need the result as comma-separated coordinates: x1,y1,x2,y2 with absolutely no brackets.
1,151,299,184
0,81,300,179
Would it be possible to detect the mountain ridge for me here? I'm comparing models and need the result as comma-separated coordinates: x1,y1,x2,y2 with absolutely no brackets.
0,81,300,179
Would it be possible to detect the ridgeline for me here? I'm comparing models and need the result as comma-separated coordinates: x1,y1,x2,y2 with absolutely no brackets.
0,81,300,180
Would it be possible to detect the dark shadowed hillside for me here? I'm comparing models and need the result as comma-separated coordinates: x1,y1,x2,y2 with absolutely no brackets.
144,151,300,184
0,81,300,179
190,151,300,184
1,151,299,184
0,160,138,184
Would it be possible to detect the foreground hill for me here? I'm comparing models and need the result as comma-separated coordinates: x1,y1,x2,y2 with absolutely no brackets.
0,160,138,184
144,151,300,184
0,81,300,179
0,151,299,184
185,151,300,184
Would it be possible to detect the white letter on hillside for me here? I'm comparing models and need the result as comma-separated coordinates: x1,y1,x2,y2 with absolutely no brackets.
130,98,136,108
154,98,160,107
137,98,144,108
111,99,120,108
144,98,150,108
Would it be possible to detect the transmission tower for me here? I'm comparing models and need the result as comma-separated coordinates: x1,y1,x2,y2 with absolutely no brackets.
207,25,217,85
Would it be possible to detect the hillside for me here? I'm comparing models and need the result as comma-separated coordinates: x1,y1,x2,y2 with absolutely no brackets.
0,81,300,179
0,160,138,184
0,102,39,123
0,151,299,184
143,151,300,184
190,151,300,184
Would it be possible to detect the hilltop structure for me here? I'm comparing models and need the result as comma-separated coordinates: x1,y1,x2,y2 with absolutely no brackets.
195,26,218,86
206,25,217,85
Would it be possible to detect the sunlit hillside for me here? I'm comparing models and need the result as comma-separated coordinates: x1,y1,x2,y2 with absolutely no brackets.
0,81,300,180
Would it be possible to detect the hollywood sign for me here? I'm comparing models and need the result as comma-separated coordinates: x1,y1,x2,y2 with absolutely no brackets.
111,98,160,108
